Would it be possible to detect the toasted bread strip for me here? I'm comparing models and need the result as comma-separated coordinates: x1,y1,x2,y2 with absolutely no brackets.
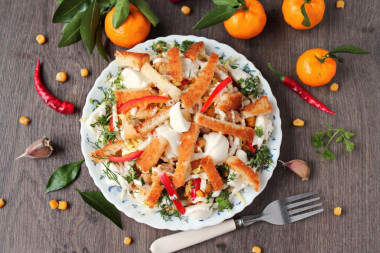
136,107,171,134
200,156,224,191
225,156,260,192
184,42,205,61
181,52,219,108
133,105,158,119
173,123,200,188
90,140,125,162
241,96,273,118
144,175,164,208
194,113,255,142
141,63,181,100
115,51,150,69
167,47,182,81
215,92,243,112
136,137,168,172
114,88,152,107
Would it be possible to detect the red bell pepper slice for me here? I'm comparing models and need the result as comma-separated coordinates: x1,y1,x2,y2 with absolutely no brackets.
246,142,256,153
200,76,232,113
109,117,114,132
160,172,186,215
181,79,190,85
190,178,201,201
109,151,143,163
118,96,169,113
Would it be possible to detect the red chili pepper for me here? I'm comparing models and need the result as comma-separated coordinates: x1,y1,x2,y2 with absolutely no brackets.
268,63,335,115
246,142,256,153
34,60,74,114
109,117,114,132
160,172,186,215
190,178,201,201
118,96,169,113
200,76,232,113
109,151,143,163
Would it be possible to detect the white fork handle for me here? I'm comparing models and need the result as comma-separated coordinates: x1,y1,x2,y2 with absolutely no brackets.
150,219,236,253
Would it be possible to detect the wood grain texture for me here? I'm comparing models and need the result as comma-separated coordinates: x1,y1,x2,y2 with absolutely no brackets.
0,0,379,252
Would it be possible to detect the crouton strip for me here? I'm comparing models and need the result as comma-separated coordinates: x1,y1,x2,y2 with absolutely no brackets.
173,123,200,188
90,140,125,162
136,138,168,172
115,51,150,69
141,63,181,100
136,107,171,134
194,113,255,142
114,88,152,107
200,156,224,191
121,120,141,140
184,41,205,61
181,52,219,108
167,47,182,81
241,96,273,118
144,176,164,208
225,156,260,192
215,92,243,112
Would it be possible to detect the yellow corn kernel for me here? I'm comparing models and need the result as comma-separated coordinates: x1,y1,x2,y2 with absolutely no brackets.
56,72,67,82
0,198,5,208
333,207,342,216
181,6,191,15
81,68,89,77
330,82,339,92
58,201,68,210
19,116,30,125
336,0,345,8
293,118,305,127
36,34,46,44
49,199,58,210
124,237,132,245
252,246,262,253
196,190,204,197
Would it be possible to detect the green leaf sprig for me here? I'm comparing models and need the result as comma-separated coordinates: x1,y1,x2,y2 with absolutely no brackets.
53,0,159,61
76,189,123,229
45,159,84,193
312,122,355,161
300,0,311,27
316,45,370,64
193,0,246,30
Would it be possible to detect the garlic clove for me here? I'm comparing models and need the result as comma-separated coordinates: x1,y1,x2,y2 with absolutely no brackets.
280,159,310,181
16,137,53,159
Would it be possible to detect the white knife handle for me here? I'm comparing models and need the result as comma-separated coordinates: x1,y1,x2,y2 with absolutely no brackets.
150,219,236,253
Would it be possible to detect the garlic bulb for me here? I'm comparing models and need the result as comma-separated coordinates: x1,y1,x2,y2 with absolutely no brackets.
16,137,53,159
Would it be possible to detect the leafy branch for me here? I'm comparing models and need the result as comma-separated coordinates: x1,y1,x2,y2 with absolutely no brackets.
312,122,355,161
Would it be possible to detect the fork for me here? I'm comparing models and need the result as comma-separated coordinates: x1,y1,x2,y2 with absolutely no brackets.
150,191,323,253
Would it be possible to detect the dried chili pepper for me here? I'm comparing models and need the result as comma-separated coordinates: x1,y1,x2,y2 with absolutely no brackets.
34,60,74,114
268,63,335,115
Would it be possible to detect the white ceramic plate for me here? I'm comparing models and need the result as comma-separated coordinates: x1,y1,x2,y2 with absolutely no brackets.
80,35,282,231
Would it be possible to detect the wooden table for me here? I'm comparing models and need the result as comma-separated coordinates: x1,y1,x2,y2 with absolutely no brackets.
0,0,379,252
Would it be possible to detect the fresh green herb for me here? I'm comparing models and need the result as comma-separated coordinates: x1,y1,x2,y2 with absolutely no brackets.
75,189,123,229
179,40,195,53
123,166,140,183
45,159,84,193
157,191,183,221
140,177,146,186
227,172,237,182
103,161,120,186
255,125,264,138
215,189,233,212
237,76,260,97
242,63,251,73
151,40,169,54
216,164,230,180
312,122,355,161
246,146,273,172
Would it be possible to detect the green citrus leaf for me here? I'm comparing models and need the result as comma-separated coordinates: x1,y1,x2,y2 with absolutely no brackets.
75,189,123,229
96,27,109,62
53,0,90,23
213,0,240,6
45,159,84,193
80,0,101,54
130,0,159,27
193,5,239,30
329,45,370,55
112,0,129,29
58,12,84,47
300,2,311,27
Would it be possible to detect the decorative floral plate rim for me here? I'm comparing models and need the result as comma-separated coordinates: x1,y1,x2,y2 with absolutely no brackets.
80,35,282,231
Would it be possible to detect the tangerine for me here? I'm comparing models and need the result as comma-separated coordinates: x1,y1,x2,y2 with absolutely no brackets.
282,0,325,30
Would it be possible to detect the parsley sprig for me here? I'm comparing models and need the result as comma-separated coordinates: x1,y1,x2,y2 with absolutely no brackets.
246,146,273,172
237,76,260,97
215,189,233,212
312,122,355,161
